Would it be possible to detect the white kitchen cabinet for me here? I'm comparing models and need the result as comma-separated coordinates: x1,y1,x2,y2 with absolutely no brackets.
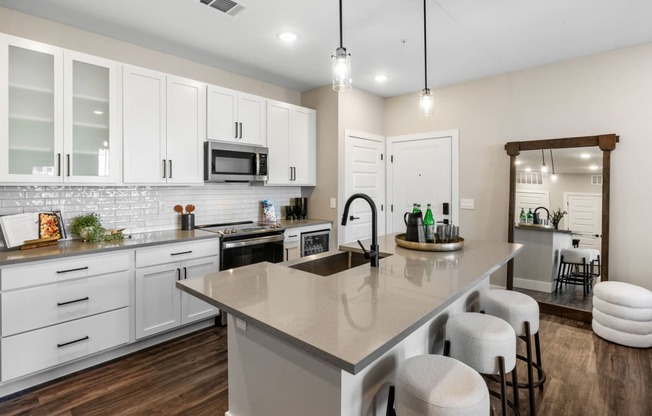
0,34,119,183
135,240,219,339
0,250,131,381
207,84,266,146
123,65,205,184
283,228,301,261
266,100,316,186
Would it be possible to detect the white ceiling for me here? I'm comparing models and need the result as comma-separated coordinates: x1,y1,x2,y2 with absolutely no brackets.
2,0,652,98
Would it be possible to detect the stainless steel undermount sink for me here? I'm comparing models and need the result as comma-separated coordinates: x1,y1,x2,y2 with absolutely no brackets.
288,250,391,277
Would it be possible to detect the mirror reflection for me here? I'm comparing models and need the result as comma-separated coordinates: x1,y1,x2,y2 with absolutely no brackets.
512,146,604,314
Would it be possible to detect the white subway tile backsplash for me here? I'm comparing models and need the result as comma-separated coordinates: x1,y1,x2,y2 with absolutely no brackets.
0,184,301,239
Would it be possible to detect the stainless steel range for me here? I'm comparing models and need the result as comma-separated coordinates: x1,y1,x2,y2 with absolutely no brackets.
196,221,284,270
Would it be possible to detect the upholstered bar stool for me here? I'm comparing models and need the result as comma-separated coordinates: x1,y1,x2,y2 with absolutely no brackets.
556,247,600,295
483,289,546,416
444,313,519,416
386,355,490,416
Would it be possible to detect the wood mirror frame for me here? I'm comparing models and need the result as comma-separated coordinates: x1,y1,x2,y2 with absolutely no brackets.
505,134,619,321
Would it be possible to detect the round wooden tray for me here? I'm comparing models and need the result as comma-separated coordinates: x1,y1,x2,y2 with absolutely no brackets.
395,234,464,252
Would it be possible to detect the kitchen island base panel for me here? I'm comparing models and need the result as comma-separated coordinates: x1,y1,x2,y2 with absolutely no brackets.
225,280,488,416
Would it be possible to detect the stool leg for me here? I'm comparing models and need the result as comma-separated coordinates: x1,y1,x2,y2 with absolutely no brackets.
524,322,536,416
535,332,544,391
511,357,520,411
498,356,507,416
386,385,396,416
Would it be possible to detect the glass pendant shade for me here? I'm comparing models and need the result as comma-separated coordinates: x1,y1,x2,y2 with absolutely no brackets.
419,88,434,118
332,46,352,91
551,173,558,182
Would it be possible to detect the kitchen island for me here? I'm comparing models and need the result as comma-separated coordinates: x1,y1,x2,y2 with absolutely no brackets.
177,234,523,416
513,224,573,293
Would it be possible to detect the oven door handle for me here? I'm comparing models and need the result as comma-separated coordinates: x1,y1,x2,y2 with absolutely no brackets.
222,234,284,249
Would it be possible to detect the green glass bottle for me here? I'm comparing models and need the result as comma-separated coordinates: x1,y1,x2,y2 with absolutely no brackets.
519,208,526,224
424,203,435,243
526,208,533,224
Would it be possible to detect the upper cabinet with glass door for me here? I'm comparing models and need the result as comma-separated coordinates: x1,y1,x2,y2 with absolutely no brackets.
0,34,118,183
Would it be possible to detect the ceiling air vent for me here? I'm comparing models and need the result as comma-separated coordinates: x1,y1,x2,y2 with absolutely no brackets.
198,0,249,17
591,175,603,185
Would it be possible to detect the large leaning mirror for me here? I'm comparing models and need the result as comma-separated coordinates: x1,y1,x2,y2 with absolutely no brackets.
505,134,618,322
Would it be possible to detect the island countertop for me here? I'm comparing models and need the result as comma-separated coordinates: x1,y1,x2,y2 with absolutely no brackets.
177,234,523,374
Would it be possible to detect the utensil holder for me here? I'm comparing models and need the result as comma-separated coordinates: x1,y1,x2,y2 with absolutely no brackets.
181,214,195,230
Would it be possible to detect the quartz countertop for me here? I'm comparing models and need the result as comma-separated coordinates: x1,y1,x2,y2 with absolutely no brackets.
515,224,573,234
177,234,523,374
0,218,332,266
0,229,219,266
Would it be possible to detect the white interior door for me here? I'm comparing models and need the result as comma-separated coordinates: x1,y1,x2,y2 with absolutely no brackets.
387,133,457,234
565,193,602,250
342,131,385,244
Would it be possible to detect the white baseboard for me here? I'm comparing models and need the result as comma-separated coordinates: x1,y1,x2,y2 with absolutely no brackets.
514,277,555,293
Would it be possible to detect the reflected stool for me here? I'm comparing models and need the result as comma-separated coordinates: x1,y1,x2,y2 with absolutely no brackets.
386,355,490,416
444,313,520,416
556,248,600,295
592,281,652,348
482,289,546,416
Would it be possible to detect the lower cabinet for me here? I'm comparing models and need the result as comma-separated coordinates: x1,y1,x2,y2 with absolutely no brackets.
135,248,219,339
1,307,130,381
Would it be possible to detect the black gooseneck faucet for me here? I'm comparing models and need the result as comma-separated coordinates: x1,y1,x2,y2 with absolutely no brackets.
341,193,379,267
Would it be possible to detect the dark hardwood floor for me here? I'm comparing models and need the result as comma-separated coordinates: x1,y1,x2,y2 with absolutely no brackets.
0,314,649,415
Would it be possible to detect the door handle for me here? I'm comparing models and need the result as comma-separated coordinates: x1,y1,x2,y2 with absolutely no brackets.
162,159,167,178
57,153,62,176
168,160,172,179
239,122,243,139
176,268,181,281
349,215,360,221
183,267,187,279
66,154,71,177
235,122,238,139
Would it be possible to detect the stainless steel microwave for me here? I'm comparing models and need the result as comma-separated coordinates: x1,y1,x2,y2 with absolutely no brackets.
204,141,268,182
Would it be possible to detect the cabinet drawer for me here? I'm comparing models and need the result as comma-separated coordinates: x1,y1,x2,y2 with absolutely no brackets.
2,271,130,337
1,307,130,381
136,240,219,268
1,251,130,290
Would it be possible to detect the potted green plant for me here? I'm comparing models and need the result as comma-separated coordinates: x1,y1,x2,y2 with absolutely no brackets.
550,208,567,229
70,213,105,242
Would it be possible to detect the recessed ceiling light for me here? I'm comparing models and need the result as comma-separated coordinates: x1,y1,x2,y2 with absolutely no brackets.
579,153,591,159
514,160,522,166
277,32,298,42
525,167,532,172
93,110,104,115
589,164,599,171
374,74,388,83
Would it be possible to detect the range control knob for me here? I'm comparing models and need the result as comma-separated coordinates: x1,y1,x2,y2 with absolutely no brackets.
223,229,230,235
231,228,237,234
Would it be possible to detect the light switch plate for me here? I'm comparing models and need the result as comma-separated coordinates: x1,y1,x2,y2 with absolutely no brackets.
330,198,336,208
460,198,475,210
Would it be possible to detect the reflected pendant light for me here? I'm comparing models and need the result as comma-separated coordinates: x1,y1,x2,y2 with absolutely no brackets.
419,0,433,117
332,0,352,91
540,149,548,173
549,149,558,182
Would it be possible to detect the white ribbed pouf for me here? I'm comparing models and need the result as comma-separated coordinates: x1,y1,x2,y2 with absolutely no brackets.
395,355,490,416
592,281,652,348
482,289,544,416
445,312,517,416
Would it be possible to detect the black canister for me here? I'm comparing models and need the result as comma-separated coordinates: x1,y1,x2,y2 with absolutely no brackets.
294,197,308,219
181,214,195,230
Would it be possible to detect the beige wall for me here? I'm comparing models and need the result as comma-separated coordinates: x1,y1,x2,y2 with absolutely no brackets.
0,7,300,103
385,43,652,290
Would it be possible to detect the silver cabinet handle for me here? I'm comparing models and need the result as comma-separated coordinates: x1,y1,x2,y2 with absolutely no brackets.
66,154,71,177
169,160,172,179
171,250,193,256
235,121,239,138
162,159,167,178
239,122,243,139
57,153,62,176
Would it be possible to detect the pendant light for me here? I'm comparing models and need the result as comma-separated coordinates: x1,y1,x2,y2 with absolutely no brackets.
419,0,433,118
540,149,548,173
332,0,352,91
549,149,558,182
